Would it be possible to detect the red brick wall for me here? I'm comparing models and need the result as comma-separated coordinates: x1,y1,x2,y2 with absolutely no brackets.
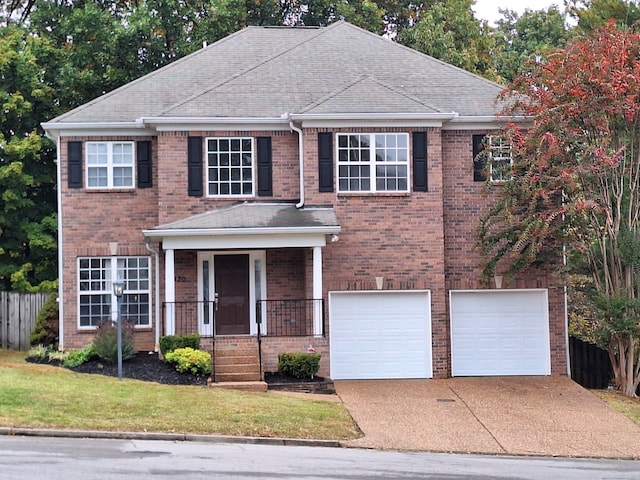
58,126,567,378
441,130,567,375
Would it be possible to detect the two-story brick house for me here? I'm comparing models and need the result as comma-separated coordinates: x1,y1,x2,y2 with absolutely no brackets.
43,21,568,381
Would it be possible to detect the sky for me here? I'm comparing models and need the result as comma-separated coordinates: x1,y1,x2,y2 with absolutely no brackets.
472,0,565,24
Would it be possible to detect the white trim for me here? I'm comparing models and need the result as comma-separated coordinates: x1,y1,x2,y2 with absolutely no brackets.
197,251,266,336
56,136,64,350
144,225,339,238
159,232,328,250
204,136,255,198
312,246,323,337
85,141,136,189
164,249,176,335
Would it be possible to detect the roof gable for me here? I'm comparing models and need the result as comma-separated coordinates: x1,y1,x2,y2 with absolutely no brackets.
48,22,505,125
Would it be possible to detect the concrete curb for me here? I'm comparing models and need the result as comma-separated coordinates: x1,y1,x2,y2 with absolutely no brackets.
0,427,341,448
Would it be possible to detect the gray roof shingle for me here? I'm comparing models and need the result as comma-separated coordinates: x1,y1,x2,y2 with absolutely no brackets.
49,21,505,124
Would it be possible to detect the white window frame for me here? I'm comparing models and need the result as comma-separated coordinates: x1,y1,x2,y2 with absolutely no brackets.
86,142,135,189
487,135,513,183
337,133,409,193
205,137,255,197
78,256,151,329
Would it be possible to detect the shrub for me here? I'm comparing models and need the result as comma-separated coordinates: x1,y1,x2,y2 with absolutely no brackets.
63,344,97,368
27,344,51,362
92,321,137,364
47,350,69,363
278,352,321,379
29,293,59,347
159,334,201,355
164,347,212,376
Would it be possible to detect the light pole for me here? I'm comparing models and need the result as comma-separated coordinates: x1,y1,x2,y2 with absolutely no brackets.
112,280,124,381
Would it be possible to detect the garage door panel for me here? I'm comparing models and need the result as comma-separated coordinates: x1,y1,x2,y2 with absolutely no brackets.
329,291,432,380
450,290,550,376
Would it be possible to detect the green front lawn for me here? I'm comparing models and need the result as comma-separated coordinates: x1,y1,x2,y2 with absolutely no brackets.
0,350,360,440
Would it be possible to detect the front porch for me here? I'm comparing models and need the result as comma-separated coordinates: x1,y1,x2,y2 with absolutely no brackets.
162,299,326,382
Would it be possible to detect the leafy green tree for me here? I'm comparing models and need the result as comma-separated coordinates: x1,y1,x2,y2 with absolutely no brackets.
398,0,498,80
479,23,640,396
568,0,640,31
0,25,57,291
494,6,572,83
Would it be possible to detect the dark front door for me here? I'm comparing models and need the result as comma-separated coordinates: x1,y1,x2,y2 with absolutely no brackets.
214,254,250,335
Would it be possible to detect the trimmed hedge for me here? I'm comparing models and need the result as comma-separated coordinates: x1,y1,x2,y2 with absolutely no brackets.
278,352,321,379
165,347,212,376
159,334,201,355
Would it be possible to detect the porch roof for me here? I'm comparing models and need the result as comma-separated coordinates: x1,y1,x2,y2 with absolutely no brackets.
143,203,341,250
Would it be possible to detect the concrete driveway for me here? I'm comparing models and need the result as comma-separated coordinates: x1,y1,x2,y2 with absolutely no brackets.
335,377,640,458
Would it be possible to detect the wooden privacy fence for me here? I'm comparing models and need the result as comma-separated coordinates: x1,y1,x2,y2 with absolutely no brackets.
0,292,50,351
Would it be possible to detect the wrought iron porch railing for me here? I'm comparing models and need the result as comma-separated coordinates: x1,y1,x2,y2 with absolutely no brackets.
161,299,324,337
161,301,215,337
256,299,324,337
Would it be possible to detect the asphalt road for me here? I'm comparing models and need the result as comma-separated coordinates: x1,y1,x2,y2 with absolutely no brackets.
1,436,639,479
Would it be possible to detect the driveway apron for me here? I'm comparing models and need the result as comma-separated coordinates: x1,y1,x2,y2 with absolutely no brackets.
335,377,640,458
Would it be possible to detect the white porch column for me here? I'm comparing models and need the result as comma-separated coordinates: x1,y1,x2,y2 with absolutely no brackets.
312,246,323,337
164,248,176,335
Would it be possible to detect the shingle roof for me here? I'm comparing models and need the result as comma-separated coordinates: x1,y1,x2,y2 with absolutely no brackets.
49,21,505,124
147,203,340,232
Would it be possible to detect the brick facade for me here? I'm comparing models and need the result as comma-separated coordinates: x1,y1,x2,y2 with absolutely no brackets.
57,126,568,378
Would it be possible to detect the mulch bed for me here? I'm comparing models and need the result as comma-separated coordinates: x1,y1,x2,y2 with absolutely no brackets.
27,352,335,393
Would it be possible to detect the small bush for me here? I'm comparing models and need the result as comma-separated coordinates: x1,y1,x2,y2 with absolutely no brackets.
164,347,212,376
47,350,69,363
278,353,321,379
63,344,97,368
92,321,137,364
159,334,201,355
27,344,51,361
30,293,59,347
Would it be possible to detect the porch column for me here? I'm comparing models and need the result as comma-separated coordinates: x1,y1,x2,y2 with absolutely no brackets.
164,248,176,335
312,246,323,337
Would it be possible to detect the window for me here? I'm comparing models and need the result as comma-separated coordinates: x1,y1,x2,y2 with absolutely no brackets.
206,137,254,196
487,136,513,182
337,133,409,193
86,142,134,188
78,257,150,328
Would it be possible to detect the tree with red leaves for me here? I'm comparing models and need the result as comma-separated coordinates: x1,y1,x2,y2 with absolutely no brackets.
479,22,640,396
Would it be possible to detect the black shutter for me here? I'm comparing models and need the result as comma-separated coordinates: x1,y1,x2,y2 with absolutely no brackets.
68,141,83,188
188,136,203,196
473,134,487,182
412,132,428,192
137,141,152,188
257,137,273,196
318,132,333,192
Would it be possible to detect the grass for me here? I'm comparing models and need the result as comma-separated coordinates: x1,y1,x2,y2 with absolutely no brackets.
0,350,360,440
592,390,640,425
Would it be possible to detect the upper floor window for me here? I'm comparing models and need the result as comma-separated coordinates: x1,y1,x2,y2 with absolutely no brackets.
473,134,513,183
206,137,254,196
78,256,150,328
487,135,512,182
337,133,409,193
86,142,134,188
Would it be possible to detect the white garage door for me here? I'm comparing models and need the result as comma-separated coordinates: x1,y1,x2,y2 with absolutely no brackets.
329,291,432,380
450,289,551,376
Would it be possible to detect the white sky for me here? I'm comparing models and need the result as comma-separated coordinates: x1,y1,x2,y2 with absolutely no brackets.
473,0,565,24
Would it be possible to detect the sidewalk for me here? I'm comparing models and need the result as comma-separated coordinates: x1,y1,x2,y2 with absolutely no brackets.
335,376,640,459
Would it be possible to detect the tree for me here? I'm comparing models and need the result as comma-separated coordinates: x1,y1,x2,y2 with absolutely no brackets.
568,0,640,31
0,25,57,291
478,23,640,396
494,6,572,83
398,0,499,80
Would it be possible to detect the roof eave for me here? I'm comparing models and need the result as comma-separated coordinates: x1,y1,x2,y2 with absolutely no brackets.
41,121,154,140
444,115,531,130
140,116,292,132
290,112,458,128
143,225,342,239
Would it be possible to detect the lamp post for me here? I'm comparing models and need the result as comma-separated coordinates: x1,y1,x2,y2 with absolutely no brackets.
112,280,124,381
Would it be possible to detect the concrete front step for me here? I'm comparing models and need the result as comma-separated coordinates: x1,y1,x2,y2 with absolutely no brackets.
215,363,260,375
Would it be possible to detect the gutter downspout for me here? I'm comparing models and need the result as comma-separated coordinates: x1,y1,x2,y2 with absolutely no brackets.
145,239,161,352
289,120,305,209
